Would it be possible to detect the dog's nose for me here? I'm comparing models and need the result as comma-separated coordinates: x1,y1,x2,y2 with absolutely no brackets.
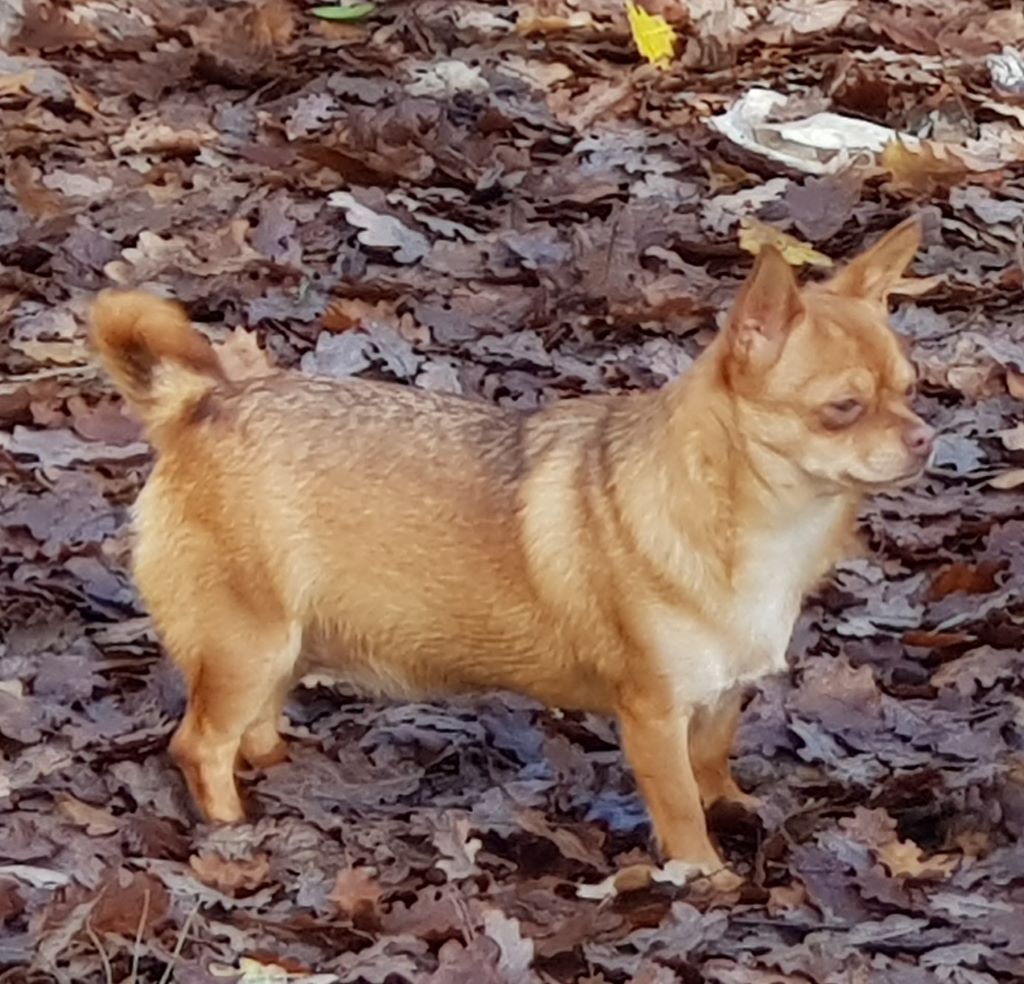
904,423,935,459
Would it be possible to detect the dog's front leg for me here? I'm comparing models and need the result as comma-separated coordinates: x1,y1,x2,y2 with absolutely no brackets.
617,689,724,873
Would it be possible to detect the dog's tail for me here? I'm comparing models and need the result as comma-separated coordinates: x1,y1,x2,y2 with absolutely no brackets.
89,290,227,443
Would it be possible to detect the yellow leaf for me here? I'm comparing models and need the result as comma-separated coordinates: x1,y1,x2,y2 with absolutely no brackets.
880,139,969,195
626,2,677,68
738,218,834,268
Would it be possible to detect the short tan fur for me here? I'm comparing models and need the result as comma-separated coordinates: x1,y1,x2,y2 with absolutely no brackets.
89,219,933,872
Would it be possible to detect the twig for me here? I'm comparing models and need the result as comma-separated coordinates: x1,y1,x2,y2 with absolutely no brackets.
84,919,114,984
128,888,151,984
157,899,202,984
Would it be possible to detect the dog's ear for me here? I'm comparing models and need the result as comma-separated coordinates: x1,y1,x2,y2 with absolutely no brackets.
827,217,934,301
726,246,804,373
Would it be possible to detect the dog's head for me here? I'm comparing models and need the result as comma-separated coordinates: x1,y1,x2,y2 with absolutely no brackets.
720,217,935,491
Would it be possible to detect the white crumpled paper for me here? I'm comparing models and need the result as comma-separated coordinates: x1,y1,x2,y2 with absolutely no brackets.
989,46,1024,95
709,88,914,175
710,88,1012,173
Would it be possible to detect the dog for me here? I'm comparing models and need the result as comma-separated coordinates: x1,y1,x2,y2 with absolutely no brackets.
89,218,934,873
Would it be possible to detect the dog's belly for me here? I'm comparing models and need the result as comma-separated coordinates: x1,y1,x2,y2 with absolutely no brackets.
298,610,619,714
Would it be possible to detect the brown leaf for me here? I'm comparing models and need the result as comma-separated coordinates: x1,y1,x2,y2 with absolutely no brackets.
215,327,275,381
877,838,957,879
328,866,383,918
189,851,271,893
55,795,120,836
91,870,169,936
67,395,142,445
7,157,64,220
881,139,970,196
927,561,1003,601
767,881,807,915
0,879,25,923
246,0,295,50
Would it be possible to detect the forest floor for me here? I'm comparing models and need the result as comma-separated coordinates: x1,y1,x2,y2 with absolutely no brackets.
4,1,1024,981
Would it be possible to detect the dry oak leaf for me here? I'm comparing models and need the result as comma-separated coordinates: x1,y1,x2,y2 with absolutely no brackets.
877,838,957,880
765,0,854,36
110,115,218,156
989,468,1024,490
6,157,63,220
215,327,275,381
246,0,295,49
55,794,120,836
91,870,170,937
880,139,970,196
190,851,271,893
927,561,1003,601
517,12,595,37
328,866,383,917
738,218,833,268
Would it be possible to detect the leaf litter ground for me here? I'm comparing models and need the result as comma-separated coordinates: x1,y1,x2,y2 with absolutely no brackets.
4,1,1024,981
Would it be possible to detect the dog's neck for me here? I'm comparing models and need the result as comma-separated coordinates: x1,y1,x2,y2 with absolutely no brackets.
609,354,858,595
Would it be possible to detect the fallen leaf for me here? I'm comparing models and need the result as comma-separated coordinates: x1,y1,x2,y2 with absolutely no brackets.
328,866,382,917
55,795,120,836
328,192,429,264
877,839,958,880
7,157,63,220
311,3,376,21
433,814,482,880
482,909,534,982
738,218,834,267
881,139,970,196
91,870,170,936
216,327,276,381
765,0,854,36
997,422,1024,450
989,468,1024,490
627,2,678,68
248,0,296,47
190,852,271,894
927,561,1003,600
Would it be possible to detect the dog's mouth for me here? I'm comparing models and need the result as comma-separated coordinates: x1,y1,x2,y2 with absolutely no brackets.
854,463,929,491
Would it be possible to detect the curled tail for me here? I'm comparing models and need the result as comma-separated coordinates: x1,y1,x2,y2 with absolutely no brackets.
89,290,226,443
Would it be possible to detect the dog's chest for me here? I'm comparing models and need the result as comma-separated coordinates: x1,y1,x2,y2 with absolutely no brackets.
647,500,843,707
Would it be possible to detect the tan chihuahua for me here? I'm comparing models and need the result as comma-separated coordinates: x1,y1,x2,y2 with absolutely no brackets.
89,219,933,873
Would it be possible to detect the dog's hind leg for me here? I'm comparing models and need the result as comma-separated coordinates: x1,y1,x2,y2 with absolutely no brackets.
239,662,298,769
167,615,301,823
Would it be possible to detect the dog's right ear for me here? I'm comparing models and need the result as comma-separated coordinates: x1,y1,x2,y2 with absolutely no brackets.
725,246,804,373
827,217,931,302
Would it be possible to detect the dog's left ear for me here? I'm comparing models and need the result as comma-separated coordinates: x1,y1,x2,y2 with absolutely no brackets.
726,245,804,373
828,217,936,301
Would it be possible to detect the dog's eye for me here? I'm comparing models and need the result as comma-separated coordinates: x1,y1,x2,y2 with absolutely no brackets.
904,382,917,399
822,398,864,429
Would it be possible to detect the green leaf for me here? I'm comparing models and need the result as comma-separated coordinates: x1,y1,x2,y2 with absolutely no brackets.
310,2,376,20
